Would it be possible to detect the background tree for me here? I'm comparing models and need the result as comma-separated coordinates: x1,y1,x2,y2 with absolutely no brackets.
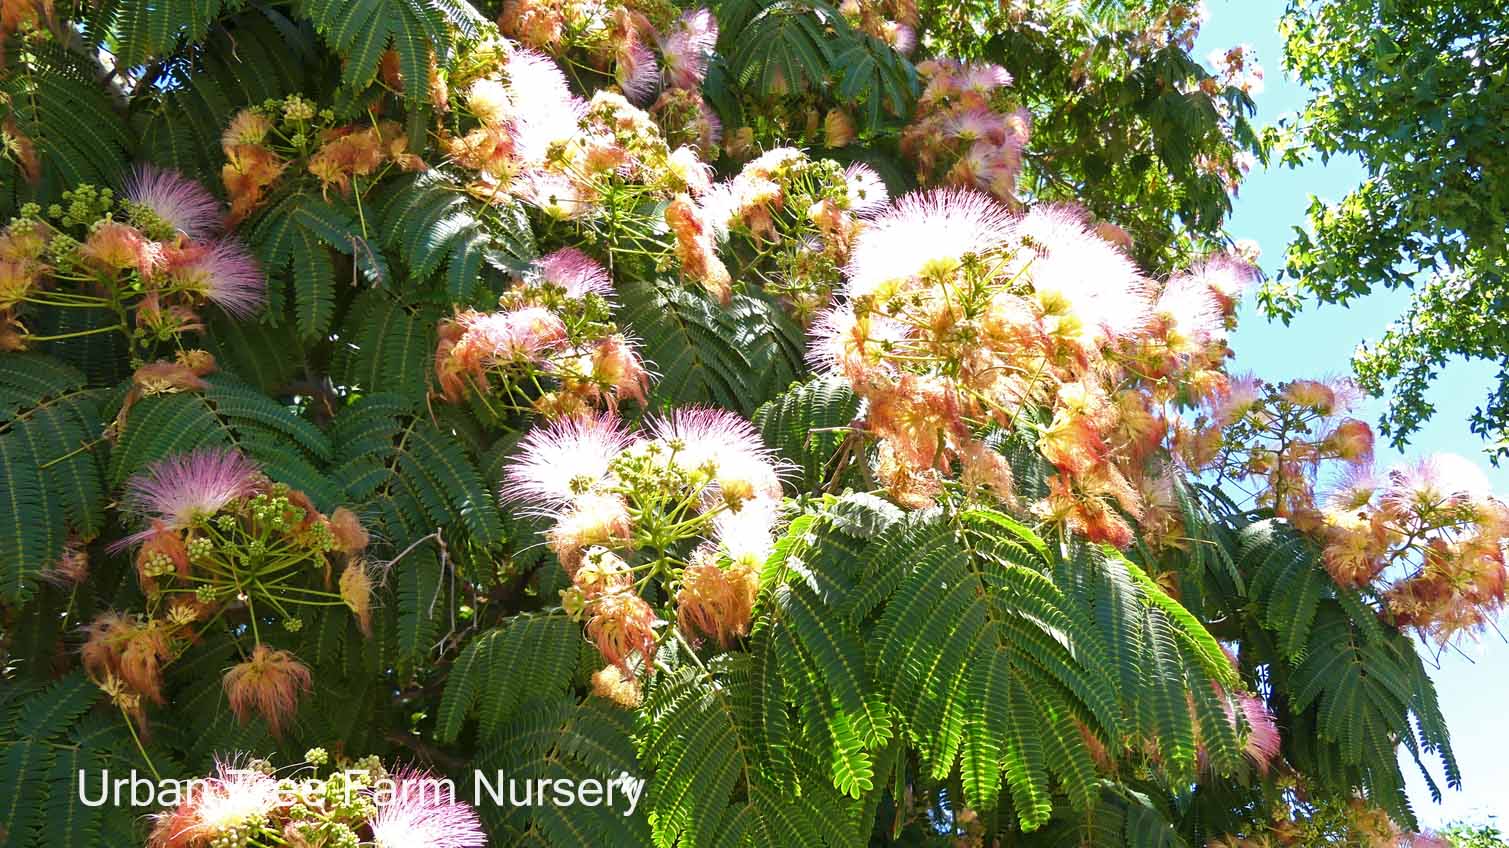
1261,0,1509,457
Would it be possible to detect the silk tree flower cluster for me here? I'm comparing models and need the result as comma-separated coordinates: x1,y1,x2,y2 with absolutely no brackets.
496,0,721,132
0,166,263,353
698,148,889,322
503,409,784,699
147,752,485,848
433,247,649,419
438,37,725,292
1205,379,1509,645
810,188,1253,544
900,59,1032,203
1209,794,1449,848
221,96,426,221
837,0,917,58
441,31,716,194
88,447,372,734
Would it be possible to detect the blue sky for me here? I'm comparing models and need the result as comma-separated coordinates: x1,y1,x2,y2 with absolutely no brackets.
1196,0,1507,827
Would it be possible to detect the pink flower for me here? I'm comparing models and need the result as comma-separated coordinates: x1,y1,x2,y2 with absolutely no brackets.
650,406,783,505
616,37,661,106
714,496,779,566
1207,373,1262,426
506,49,585,164
124,164,224,241
148,757,282,847
944,107,1008,144
369,768,487,848
1013,203,1154,344
659,8,719,89
844,188,1015,298
959,62,1012,95
458,306,568,362
1381,454,1493,516
805,303,909,379
535,247,613,300
1155,271,1225,347
169,238,265,319
122,447,261,532
503,412,632,511
842,162,889,214
1185,252,1261,313
1236,693,1280,772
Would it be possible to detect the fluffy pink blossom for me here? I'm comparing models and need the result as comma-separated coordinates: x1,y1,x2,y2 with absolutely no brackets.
944,107,1008,143
170,238,265,319
659,8,718,89
503,412,632,511
1208,372,1262,426
1013,203,1154,344
1237,693,1280,772
714,495,779,565
534,247,613,300
1185,252,1261,310
124,164,224,241
515,171,595,220
842,162,889,214
959,62,1012,94
147,756,281,847
458,306,568,362
616,38,661,106
121,447,261,532
1156,271,1226,347
368,768,487,848
844,188,1015,298
806,303,909,378
506,49,585,164
650,406,783,504
1381,454,1493,516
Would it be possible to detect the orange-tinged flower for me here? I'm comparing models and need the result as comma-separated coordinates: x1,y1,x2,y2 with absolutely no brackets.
824,108,856,147
547,492,633,569
81,220,162,278
329,506,369,553
1323,417,1374,463
588,334,650,409
222,110,273,148
222,645,312,736
666,194,732,303
221,144,288,222
676,554,758,648
340,561,374,636
1280,378,1336,413
591,664,642,708
586,588,657,671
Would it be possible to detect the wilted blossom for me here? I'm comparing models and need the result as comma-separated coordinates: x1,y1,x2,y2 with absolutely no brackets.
223,644,313,736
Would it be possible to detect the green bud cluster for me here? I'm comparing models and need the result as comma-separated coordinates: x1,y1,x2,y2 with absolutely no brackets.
187,536,214,560
142,550,176,577
121,199,178,241
58,184,113,228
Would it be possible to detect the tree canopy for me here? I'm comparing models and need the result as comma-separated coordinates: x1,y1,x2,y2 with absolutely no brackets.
1263,0,1509,457
0,1,1497,847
